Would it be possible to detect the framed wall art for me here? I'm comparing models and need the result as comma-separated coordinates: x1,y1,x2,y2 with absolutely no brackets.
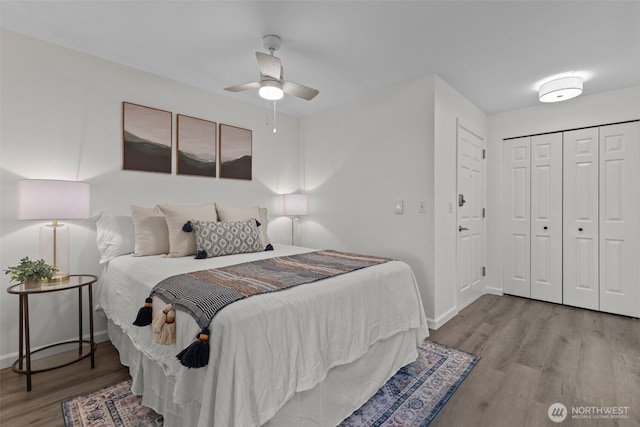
219,124,252,180
177,114,217,177
122,102,172,173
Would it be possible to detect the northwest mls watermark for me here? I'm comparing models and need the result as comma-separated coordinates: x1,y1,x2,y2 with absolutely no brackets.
548,403,630,423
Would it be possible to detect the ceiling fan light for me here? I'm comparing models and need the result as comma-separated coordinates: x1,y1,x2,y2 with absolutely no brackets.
539,76,583,103
259,80,284,100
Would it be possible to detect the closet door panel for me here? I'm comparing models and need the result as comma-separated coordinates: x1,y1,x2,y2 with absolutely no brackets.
531,133,562,303
599,122,640,317
503,137,530,298
563,128,599,310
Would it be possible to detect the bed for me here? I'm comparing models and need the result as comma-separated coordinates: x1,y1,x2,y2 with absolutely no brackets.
95,210,428,427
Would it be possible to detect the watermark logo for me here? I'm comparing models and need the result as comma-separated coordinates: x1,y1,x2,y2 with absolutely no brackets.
547,403,630,422
548,403,568,423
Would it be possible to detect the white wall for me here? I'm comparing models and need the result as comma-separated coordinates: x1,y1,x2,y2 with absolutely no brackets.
300,74,487,327
300,76,435,318
486,85,640,294
432,76,487,325
0,30,302,367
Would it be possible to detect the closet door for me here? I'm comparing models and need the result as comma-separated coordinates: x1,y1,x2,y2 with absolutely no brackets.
599,122,640,317
503,137,530,298
530,133,562,303
563,128,599,310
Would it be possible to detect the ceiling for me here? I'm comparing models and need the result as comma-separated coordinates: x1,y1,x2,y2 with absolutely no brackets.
2,1,639,117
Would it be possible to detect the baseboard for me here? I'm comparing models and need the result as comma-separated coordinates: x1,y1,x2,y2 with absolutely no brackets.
426,305,458,330
0,328,110,370
484,286,504,296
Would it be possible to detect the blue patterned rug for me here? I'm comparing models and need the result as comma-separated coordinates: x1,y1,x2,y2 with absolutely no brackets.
339,340,479,426
62,340,478,427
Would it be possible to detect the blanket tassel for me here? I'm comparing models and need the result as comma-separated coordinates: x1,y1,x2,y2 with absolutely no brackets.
176,327,210,368
152,304,173,333
133,297,153,326
157,309,176,345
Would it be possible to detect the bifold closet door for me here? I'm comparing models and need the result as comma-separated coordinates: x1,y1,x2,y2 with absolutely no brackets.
530,133,562,303
503,137,530,298
563,128,599,311
599,122,640,317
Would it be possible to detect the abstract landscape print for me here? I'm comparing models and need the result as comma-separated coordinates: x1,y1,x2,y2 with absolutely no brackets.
177,114,216,177
122,102,172,173
219,123,252,180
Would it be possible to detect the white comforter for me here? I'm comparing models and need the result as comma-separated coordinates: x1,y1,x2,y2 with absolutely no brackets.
96,244,428,427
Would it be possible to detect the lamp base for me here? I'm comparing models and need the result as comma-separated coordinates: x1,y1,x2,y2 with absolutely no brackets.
41,273,70,284
40,222,70,280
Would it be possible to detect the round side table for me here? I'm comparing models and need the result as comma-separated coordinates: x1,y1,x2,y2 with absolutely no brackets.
7,274,98,391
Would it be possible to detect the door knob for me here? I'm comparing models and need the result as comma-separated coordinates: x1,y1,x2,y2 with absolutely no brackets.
458,194,466,207
459,226,469,232
578,227,583,232
543,226,548,230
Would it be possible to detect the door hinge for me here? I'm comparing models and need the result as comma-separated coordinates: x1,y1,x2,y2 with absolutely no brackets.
482,207,485,218
482,266,486,277
482,149,486,159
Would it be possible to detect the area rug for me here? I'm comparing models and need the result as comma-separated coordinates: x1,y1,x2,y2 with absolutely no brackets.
62,339,478,427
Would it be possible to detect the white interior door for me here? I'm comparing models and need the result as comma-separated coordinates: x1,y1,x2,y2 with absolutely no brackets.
457,123,485,310
502,137,531,298
530,133,563,303
563,128,599,310
599,122,640,317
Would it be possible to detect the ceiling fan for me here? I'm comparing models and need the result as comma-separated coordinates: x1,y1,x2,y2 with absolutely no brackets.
224,35,319,101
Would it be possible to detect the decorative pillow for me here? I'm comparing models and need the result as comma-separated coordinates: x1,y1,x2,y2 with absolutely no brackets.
191,219,263,258
130,205,170,256
158,203,218,257
215,205,271,247
95,212,135,263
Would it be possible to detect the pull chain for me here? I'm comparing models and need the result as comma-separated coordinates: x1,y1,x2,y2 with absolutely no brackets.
273,100,277,133
265,98,270,127
265,99,277,133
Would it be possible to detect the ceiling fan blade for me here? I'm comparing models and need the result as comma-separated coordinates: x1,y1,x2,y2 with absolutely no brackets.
282,81,319,100
224,81,260,92
256,52,282,80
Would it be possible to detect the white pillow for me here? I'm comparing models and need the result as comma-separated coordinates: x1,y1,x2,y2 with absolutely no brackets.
95,212,135,263
158,203,218,257
215,205,271,247
130,205,170,256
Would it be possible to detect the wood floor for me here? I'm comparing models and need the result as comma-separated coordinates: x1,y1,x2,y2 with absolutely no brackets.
0,294,638,426
429,294,640,427
0,342,129,426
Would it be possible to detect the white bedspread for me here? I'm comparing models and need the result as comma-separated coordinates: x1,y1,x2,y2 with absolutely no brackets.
96,244,428,427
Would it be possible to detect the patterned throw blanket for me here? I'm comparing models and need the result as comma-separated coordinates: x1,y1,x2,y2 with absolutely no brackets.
134,250,392,368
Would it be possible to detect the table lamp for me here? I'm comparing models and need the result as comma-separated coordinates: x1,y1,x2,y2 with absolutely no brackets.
17,179,90,282
283,193,307,245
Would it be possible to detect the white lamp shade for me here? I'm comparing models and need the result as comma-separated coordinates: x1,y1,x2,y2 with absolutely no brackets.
539,76,583,103
283,193,308,216
17,179,90,220
16,180,90,282
259,80,284,101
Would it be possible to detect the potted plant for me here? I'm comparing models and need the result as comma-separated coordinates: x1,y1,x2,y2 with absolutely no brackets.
4,257,58,285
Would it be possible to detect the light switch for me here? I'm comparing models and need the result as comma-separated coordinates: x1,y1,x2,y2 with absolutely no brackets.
395,201,404,214
418,201,426,213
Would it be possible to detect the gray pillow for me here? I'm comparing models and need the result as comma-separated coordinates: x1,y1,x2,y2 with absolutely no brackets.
191,219,263,258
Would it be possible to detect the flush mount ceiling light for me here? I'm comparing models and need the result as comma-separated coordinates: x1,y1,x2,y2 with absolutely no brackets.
539,76,583,103
258,79,284,101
